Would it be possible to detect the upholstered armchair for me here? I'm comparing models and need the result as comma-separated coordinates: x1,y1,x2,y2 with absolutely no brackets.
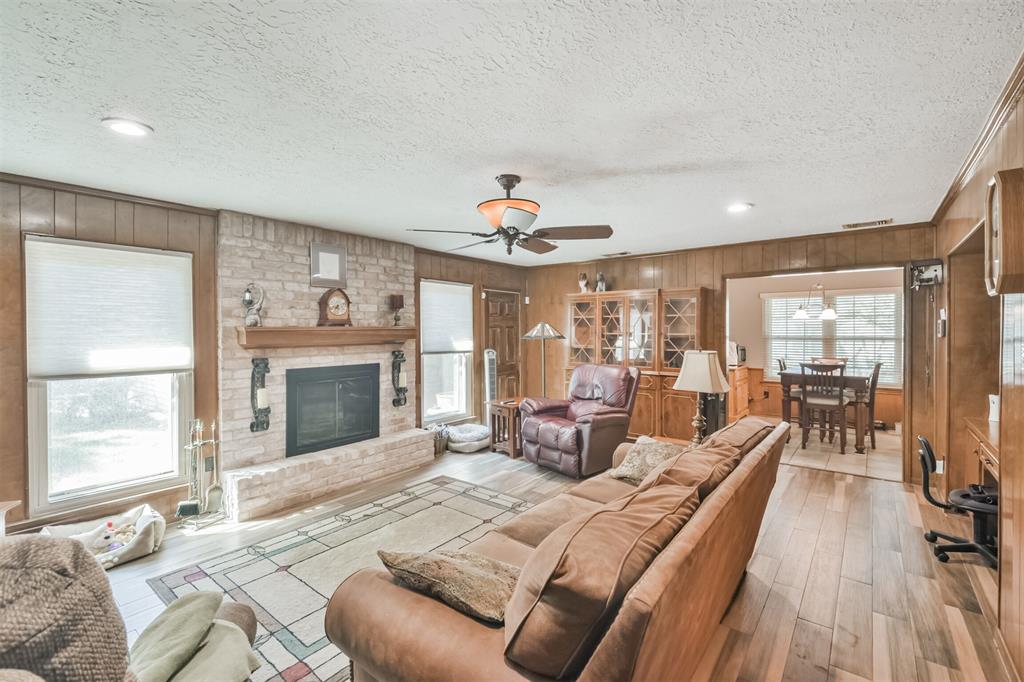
519,364,641,478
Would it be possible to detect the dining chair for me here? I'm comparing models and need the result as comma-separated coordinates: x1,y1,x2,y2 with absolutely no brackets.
777,358,787,372
811,356,848,365
846,362,882,449
799,362,849,454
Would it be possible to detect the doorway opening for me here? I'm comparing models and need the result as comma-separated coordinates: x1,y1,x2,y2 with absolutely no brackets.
725,267,906,482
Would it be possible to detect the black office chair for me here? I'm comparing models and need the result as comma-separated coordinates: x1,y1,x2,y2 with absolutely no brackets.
918,436,998,568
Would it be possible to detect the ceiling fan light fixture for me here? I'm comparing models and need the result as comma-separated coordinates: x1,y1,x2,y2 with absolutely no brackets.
502,205,539,231
477,198,540,229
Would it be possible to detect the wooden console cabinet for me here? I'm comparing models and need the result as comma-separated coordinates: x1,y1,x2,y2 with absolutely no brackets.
565,288,709,441
727,366,750,422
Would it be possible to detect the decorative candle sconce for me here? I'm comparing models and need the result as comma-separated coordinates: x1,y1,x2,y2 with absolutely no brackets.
391,350,408,407
388,294,405,326
250,357,271,432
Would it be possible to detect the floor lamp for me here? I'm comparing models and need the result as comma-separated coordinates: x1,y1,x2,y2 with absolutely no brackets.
674,350,731,446
523,322,565,396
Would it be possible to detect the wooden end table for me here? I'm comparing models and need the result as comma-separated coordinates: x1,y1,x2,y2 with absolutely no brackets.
489,398,524,458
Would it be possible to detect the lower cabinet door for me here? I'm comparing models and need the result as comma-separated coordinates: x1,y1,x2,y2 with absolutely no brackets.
660,378,696,442
629,375,658,438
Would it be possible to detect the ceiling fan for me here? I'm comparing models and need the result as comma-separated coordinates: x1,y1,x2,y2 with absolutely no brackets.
408,174,614,256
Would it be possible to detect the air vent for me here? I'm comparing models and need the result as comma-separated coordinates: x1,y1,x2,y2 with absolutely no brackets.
842,218,894,230
601,251,631,258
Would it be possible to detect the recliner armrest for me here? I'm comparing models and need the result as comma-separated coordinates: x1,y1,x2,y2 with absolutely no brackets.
520,397,571,417
574,406,630,426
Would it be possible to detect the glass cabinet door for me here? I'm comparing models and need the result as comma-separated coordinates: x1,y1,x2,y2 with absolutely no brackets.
599,298,625,365
569,298,597,364
661,292,698,370
626,294,656,368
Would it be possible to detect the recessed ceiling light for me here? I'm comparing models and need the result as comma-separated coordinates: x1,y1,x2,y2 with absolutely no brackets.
727,202,754,213
101,117,153,137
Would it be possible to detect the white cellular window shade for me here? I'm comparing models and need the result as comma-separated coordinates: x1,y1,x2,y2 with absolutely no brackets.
763,288,903,387
420,280,474,353
25,236,194,378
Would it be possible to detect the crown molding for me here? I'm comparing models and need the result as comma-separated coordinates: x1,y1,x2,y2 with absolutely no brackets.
931,51,1024,223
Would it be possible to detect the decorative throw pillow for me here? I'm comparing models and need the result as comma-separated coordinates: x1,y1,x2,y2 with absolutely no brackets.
377,550,520,624
608,436,689,485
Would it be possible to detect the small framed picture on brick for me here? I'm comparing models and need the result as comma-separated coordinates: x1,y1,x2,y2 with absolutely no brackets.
310,243,347,288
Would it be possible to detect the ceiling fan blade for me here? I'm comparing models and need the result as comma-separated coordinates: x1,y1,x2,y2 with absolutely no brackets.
530,225,613,240
407,228,494,237
448,237,500,252
518,237,558,254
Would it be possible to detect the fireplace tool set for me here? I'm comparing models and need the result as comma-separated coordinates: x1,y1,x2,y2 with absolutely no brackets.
177,419,225,530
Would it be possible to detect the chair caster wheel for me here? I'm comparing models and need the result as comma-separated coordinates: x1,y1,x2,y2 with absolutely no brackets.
924,531,938,543
936,551,949,563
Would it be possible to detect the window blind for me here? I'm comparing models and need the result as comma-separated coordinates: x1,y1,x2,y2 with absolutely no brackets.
25,236,194,378
419,280,474,353
763,296,824,378
762,288,903,386
833,291,903,385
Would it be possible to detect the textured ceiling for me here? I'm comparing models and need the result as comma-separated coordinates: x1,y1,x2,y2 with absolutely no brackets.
1,1,1022,264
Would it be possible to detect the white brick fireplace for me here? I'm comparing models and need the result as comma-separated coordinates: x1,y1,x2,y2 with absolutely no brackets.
216,211,432,521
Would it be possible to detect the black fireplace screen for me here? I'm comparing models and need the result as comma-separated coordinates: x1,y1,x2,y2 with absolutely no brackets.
286,363,379,456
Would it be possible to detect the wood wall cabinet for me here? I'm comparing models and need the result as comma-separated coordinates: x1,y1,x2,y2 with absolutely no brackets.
564,287,706,440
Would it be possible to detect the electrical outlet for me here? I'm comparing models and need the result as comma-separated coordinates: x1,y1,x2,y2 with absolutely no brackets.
204,456,215,472
935,459,945,475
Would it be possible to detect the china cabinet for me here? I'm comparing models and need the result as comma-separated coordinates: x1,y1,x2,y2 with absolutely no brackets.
564,287,708,440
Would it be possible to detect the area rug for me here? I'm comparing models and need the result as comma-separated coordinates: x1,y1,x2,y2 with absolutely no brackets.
148,476,532,682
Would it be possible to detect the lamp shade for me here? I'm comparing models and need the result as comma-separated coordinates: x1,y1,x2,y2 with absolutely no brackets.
673,350,730,394
522,322,565,340
477,198,541,229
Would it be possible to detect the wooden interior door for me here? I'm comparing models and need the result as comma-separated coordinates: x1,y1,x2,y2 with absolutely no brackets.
485,291,521,400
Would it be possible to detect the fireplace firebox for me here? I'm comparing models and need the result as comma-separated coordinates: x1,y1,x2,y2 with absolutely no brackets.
286,363,380,456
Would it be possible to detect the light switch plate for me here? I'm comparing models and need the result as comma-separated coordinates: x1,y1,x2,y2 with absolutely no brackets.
935,460,945,474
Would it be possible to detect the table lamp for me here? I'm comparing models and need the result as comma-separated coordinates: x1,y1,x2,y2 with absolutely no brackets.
522,322,565,396
673,350,730,445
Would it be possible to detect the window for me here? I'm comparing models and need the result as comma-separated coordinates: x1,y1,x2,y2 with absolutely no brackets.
419,280,473,423
763,288,903,386
25,236,194,515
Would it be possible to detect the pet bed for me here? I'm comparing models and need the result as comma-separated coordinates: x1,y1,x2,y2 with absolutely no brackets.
40,503,166,569
445,423,491,453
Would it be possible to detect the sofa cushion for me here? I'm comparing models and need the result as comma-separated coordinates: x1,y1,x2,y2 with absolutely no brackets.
608,436,689,485
637,445,741,500
463,532,535,568
378,550,520,624
495,493,601,547
700,416,776,454
521,416,580,455
503,483,701,679
565,475,637,504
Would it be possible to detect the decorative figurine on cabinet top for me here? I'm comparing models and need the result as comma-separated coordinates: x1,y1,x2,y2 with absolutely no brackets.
596,272,608,292
578,272,590,292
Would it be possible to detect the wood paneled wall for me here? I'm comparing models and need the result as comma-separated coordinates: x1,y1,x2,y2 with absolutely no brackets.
523,224,937,473
933,81,1023,673
413,249,526,423
0,175,218,527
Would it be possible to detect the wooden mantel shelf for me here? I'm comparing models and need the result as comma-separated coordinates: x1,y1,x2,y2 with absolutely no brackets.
236,326,416,349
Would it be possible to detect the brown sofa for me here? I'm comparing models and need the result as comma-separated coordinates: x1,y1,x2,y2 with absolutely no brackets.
325,416,788,682
520,364,641,478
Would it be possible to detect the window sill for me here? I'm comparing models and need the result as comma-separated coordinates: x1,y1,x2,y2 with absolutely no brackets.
14,481,188,534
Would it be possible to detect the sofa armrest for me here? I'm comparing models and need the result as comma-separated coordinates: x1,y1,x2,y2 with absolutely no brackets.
612,442,633,468
325,569,542,682
519,397,570,417
215,602,257,646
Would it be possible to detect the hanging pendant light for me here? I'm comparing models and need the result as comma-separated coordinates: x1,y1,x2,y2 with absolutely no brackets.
793,306,809,320
820,303,838,320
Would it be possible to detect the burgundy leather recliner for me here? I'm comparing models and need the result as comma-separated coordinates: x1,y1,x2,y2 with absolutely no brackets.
519,364,641,478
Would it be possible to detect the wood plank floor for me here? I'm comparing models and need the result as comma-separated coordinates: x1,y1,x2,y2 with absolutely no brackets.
109,451,1011,681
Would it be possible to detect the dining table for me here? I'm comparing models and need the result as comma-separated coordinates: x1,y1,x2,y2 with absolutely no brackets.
779,369,871,454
